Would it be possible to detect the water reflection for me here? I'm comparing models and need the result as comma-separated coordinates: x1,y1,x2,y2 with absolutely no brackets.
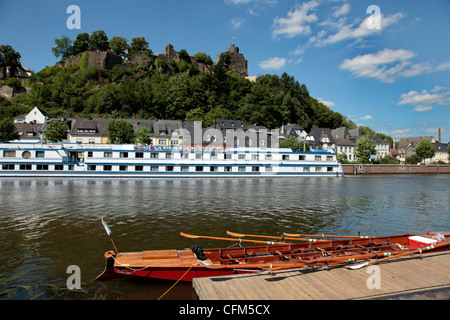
0,175,449,299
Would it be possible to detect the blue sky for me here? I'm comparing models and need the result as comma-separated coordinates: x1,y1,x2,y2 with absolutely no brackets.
1,0,449,142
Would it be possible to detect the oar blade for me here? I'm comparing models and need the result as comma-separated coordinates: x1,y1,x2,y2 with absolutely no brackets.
227,231,246,238
180,232,200,239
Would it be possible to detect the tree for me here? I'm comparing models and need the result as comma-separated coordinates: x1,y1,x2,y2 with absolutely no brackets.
355,137,376,163
128,37,152,58
193,52,213,65
415,139,436,162
44,120,69,142
52,36,74,60
279,135,309,151
109,36,130,60
0,118,19,142
107,119,135,143
134,126,152,145
405,154,421,164
0,44,22,77
89,30,109,52
73,33,90,55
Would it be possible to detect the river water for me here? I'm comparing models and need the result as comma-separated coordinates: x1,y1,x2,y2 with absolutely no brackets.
0,175,449,300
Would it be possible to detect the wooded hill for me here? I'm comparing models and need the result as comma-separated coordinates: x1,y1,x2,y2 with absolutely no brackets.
1,42,382,137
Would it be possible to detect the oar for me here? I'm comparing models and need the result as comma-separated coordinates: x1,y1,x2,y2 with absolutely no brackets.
346,241,450,270
227,231,329,243
284,232,369,239
180,232,288,245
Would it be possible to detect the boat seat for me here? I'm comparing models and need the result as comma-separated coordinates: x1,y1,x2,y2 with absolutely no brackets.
142,250,179,260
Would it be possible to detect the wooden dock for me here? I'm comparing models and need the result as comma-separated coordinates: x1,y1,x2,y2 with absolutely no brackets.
193,251,450,300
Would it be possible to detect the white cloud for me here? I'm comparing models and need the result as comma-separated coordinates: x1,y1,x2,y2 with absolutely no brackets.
231,17,245,29
397,86,450,112
272,0,319,38
339,48,416,83
332,3,350,17
259,57,287,69
380,129,411,139
318,98,335,107
314,12,404,46
437,61,450,71
360,115,373,120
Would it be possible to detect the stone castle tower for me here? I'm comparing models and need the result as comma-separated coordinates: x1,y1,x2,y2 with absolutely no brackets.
216,43,248,76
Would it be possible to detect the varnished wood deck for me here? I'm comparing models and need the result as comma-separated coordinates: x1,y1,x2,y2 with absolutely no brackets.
193,251,450,300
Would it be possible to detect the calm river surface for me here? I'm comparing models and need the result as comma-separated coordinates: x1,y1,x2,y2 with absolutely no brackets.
0,175,449,300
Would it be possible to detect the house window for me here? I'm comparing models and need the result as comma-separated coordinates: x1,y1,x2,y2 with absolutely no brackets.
104,152,113,158
120,152,128,158
135,152,144,158
171,140,179,145
159,139,167,145
103,165,112,171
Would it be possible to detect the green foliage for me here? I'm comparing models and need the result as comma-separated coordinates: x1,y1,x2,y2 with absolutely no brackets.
0,118,19,142
73,33,90,55
415,140,436,161
193,52,213,65
79,52,89,70
109,37,129,60
52,36,73,60
279,136,309,151
128,37,152,58
405,154,421,164
44,120,69,142
355,137,376,163
89,31,109,52
134,126,152,145
373,155,400,164
0,44,22,76
107,119,135,143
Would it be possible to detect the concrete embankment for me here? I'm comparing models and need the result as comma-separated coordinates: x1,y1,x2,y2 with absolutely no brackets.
342,164,450,175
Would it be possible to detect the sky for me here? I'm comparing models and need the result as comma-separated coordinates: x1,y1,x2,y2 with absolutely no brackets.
1,0,449,143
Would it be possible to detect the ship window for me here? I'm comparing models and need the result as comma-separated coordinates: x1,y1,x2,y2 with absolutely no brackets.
210,166,218,172
150,152,158,159
315,167,322,172
224,166,232,172
224,154,231,159
299,155,306,160
195,153,203,159
195,166,203,172
252,154,259,160
315,155,322,161
265,154,272,160
36,164,48,170
210,153,218,159
166,166,174,171
3,150,16,158
119,165,128,171
104,152,113,158
326,156,333,161
327,167,333,172
68,165,74,171
135,152,144,158
20,164,32,170
87,151,93,157
120,152,128,158
55,165,64,171
103,165,112,171
181,165,189,171
238,154,246,160
135,165,144,171
304,167,310,172
166,153,173,159
151,166,159,171
238,166,246,172
22,151,31,159
252,166,259,172
265,166,272,172
36,151,45,158
87,165,96,171
282,155,289,160
2,164,14,170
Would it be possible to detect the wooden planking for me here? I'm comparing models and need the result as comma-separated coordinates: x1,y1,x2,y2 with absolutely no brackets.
193,252,450,300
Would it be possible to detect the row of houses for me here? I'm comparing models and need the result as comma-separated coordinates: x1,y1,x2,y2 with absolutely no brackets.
12,107,448,163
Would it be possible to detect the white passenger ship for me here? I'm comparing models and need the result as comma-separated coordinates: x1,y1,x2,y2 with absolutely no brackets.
0,143,344,177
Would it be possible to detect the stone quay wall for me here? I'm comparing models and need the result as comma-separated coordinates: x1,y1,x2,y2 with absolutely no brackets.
342,164,450,175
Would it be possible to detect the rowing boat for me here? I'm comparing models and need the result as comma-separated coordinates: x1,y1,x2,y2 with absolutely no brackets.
96,230,450,282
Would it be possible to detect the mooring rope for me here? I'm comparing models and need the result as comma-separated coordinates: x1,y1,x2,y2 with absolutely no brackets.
157,263,197,300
